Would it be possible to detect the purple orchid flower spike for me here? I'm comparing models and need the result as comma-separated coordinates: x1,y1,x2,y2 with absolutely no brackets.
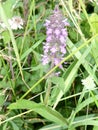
42,5,69,70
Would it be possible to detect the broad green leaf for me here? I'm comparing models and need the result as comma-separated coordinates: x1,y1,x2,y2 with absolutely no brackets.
68,114,98,129
89,13,98,34
93,125,98,130
91,39,98,67
2,0,15,18
0,95,5,106
40,124,63,130
73,119,98,128
2,31,10,44
49,86,61,106
20,38,45,61
8,99,68,126
89,13,98,67
0,90,5,106
10,121,19,130
51,76,65,92
3,122,8,130
53,44,91,108
67,38,98,84
49,60,77,107
76,95,98,113
39,123,68,130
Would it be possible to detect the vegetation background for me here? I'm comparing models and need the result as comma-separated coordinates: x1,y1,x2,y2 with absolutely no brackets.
0,0,98,130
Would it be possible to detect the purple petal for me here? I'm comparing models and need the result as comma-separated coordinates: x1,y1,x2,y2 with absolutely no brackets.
50,46,57,53
54,29,60,36
54,58,60,65
54,58,63,69
62,19,69,26
46,28,53,34
44,19,51,26
43,45,50,53
61,29,68,36
42,55,50,65
46,36,52,42
60,46,66,54
60,35,65,43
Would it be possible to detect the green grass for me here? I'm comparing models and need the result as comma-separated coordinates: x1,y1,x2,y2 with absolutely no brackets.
0,0,98,130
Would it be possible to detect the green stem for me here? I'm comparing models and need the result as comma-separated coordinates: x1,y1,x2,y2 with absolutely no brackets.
90,90,98,107
44,79,52,105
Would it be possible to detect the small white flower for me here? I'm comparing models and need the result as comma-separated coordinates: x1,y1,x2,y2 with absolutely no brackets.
8,16,24,30
81,76,96,90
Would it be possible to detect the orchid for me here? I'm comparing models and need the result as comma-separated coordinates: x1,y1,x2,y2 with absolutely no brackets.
42,5,69,69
